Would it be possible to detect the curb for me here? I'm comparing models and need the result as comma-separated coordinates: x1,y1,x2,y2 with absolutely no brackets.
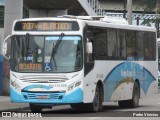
0,106,30,112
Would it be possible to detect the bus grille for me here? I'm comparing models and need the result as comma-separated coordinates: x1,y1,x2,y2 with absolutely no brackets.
23,93,64,100
19,75,69,83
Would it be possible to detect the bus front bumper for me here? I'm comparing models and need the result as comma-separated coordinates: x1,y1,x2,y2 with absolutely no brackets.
10,87,83,104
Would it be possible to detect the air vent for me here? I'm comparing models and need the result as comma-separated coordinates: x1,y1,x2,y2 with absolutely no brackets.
100,16,128,24
19,75,69,83
23,93,64,100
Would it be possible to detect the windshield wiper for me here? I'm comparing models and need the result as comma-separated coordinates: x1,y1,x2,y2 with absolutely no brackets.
24,33,30,63
50,33,65,70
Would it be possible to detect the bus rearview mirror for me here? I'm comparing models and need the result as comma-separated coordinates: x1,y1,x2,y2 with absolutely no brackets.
86,42,93,54
3,35,11,60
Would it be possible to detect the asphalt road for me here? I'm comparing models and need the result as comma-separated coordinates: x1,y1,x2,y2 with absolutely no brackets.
7,90,159,119
1,92,160,120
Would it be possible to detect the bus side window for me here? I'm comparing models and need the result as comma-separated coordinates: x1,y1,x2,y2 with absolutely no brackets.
117,30,126,60
143,32,156,60
136,31,144,60
93,33,107,59
126,30,136,60
107,28,117,59
92,28,107,60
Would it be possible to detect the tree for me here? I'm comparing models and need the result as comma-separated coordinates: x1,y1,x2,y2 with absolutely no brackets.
135,0,160,37
135,0,157,13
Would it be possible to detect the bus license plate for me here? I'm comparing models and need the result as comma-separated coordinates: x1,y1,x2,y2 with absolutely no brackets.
37,95,49,99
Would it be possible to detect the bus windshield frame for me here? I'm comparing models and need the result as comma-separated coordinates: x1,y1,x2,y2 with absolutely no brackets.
10,35,83,73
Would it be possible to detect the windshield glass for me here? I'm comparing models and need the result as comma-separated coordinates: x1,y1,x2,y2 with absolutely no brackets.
11,35,83,73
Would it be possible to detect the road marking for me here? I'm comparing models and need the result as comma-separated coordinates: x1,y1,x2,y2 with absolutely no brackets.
89,117,102,120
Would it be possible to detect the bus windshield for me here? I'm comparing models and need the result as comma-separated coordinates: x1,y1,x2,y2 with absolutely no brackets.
11,35,83,73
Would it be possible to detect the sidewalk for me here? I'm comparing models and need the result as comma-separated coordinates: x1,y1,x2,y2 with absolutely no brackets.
0,96,29,111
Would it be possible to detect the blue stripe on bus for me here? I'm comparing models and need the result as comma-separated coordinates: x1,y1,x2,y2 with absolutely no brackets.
10,87,83,104
103,62,155,101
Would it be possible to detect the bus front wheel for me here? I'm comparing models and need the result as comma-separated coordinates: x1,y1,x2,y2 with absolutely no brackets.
87,85,103,112
70,85,103,112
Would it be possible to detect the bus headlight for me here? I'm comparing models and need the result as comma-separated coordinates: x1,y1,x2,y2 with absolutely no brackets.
75,81,81,87
68,81,81,91
11,81,21,92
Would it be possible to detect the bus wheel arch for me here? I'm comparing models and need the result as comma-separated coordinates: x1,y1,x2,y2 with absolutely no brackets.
118,79,140,108
85,80,104,112
70,80,104,112
90,81,103,112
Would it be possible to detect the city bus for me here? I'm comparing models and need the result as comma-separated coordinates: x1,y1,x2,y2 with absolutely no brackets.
3,15,158,112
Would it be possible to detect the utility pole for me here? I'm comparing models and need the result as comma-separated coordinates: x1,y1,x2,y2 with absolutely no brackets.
156,0,160,38
127,0,132,25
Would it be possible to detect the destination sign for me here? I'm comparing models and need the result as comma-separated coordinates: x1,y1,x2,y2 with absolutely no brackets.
14,21,79,31
19,63,42,71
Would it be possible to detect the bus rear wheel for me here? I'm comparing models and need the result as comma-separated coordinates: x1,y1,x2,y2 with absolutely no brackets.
118,81,140,108
29,103,43,112
129,81,140,108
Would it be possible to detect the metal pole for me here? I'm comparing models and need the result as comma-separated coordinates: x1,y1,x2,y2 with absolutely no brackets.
127,0,132,25
137,16,139,25
123,0,127,19
158,19,160,38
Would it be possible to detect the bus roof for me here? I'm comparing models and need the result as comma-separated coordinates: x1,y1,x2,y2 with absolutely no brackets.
13,16,156,32
86,20,156,32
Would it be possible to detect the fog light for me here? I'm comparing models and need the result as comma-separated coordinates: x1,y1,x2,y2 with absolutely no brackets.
68,84,74,91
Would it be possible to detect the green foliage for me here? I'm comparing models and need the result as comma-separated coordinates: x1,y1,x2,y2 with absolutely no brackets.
135,0,157,13
141,18,159,26
135,0,160,37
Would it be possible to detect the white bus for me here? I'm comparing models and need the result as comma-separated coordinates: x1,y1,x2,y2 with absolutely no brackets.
3,16,158,112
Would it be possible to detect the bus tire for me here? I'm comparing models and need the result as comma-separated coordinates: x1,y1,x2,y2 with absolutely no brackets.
129,81,140,108
29,103,43,112
118,81,140,108
87,85,103,112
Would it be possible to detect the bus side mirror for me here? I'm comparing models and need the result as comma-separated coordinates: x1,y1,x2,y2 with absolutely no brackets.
86,40,93,54
3,35,12,60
